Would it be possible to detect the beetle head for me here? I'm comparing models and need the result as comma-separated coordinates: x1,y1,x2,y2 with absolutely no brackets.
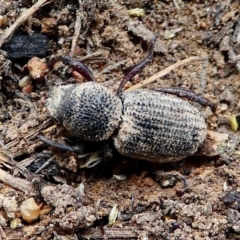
46,82,123,141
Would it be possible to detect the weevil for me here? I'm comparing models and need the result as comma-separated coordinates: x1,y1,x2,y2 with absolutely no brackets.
44,34,214,163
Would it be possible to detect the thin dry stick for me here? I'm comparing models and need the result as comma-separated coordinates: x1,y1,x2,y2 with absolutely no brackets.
79,227,137,239
0,168,35,193
126,56,208,91
70,0,82,57
173,0,181,10
0,0,52,47
0,225,8,240
34,156,55,174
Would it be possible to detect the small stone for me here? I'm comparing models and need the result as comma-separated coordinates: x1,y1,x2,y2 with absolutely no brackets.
212,50,225,68
40,205,52,215
220,103,228,111
20,198,40,222
22,84,34,94
27,57,48,79
10,218,21,229
233,223,240,233
23,226,36,236
163,28,182,40
3,197,18,218
200,21,207,29
219,36,230,52
58,25,70,37
41,17,56,34
161,179,171,187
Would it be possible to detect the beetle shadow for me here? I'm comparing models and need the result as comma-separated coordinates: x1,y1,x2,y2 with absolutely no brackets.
35,132,221,187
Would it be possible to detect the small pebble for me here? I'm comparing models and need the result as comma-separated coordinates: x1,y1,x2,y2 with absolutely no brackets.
22,84,34,94
20,198,40,222
27,57,48,79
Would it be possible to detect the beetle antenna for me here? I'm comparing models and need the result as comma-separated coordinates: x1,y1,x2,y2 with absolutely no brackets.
117,32,159,95
62,55,95,82
38,133,85,154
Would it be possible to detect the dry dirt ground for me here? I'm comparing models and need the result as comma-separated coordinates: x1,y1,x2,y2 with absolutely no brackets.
0,0,240,239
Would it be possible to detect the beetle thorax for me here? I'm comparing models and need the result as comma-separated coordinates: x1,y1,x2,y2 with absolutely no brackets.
46,82,122,141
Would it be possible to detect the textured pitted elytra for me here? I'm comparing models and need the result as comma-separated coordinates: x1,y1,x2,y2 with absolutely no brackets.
62,82,122,141
113,90,207,162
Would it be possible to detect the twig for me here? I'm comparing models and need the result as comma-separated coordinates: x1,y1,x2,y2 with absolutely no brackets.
126,56,208,91
12,123,56,158
173,0,181,10
70,0,83,57
0,0,52,47
2,118,54,151
79,51,104,61
0,168,35,193
78,227,137,239
0,152,36,181
34,156,55,174
0,225,8,240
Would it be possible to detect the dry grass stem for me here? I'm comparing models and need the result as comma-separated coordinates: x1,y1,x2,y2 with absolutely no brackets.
0,0,52,47
126,56,208,91
0,168,34,193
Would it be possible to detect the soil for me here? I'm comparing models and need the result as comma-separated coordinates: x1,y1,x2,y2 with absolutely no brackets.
0,0,240,239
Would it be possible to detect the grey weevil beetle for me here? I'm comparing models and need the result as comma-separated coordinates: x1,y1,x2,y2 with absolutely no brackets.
45,34,214,163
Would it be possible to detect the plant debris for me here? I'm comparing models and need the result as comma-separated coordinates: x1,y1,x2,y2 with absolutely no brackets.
2,33,49,58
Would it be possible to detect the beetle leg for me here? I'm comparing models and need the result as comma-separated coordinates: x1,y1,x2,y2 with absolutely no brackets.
154,87,216,112
117,32,159,95
38,133,85,154
62,55,95,82
47,56,62,68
